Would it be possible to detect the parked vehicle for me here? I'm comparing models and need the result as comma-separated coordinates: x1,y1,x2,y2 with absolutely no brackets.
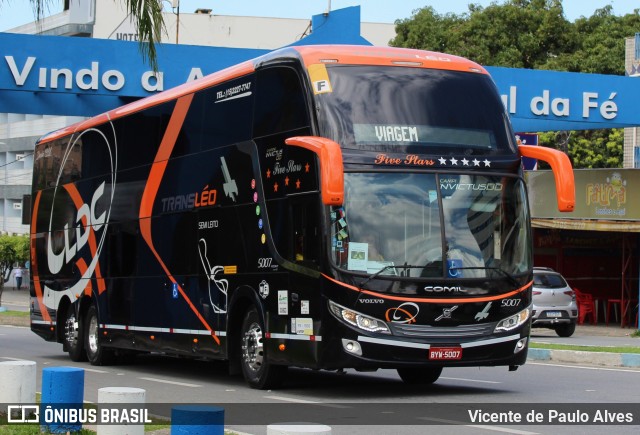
531,267,578,337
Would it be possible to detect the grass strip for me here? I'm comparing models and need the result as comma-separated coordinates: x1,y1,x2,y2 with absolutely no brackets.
0,310,29,317
530,342,640,354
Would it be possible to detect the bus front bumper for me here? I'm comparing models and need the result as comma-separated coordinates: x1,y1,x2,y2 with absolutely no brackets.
326,324,530,369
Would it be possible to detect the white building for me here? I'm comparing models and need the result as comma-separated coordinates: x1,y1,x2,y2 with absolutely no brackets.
0,1,396,235
624,34,640,168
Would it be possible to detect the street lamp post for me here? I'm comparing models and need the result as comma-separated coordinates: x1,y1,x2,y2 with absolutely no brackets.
174,0,180,44
163,0,180,44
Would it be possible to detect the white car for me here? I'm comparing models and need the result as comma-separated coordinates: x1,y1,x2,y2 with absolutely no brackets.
531,267,578,337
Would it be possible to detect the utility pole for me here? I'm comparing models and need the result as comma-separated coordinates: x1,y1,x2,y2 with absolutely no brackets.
170,0,180,44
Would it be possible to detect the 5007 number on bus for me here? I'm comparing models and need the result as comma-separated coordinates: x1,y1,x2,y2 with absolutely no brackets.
258,258,273,268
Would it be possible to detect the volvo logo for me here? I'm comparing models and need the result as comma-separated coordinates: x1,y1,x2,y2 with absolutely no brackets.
435,305,458,321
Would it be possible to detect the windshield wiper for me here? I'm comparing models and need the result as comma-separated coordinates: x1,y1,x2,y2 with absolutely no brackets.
359,264,425,289
450,266,520,287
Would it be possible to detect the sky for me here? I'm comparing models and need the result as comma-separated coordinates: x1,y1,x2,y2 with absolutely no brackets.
0,0,639,31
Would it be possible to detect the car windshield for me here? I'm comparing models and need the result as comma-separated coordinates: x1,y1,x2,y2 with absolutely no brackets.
534,273,567,288
330,172,531,281
315,65,515,155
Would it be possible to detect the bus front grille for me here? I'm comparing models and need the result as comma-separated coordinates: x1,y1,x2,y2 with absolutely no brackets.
390,323,494,339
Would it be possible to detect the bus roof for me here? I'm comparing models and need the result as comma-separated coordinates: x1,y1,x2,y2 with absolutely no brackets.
38,45,487,144
291,45,487,74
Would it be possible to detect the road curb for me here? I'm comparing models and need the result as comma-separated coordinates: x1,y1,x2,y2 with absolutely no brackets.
528,348,640,368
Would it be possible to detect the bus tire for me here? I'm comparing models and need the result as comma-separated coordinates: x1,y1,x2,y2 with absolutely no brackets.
63,302,86,362
84,305,116,366
397,366,443,385
240,306,286,389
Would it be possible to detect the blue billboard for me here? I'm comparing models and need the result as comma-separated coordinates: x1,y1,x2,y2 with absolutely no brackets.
2,6,640,132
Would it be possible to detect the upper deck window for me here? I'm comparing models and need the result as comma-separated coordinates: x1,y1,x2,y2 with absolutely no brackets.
315,65,515,155
254,66,310,138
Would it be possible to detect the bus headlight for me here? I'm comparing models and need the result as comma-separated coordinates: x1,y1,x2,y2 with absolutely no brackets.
328,300,390,334
494,307,530,333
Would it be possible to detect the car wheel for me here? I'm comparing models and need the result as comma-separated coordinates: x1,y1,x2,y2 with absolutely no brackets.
84,305,116,365
240,306,286,389
397,366,443,385
555,321,576,337
63,303,86,362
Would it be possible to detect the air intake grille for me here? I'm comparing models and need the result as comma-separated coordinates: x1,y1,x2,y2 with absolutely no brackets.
389,322,494,339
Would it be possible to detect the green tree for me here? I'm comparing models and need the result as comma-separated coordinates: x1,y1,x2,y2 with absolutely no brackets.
0,235,29,307
393,6,464,54
546,6,640,74
1,0,165,71
393,0,574,69
391,0,632,168
539,129,623,168
455,0,574,69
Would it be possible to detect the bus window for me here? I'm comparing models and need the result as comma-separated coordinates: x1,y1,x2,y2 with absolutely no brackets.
253,67,309,137
331,173,444,277
185,76,255,152
292,197,320,266
331,173,530,281
315,66,514,155
440,175,531,278
266,193,320,269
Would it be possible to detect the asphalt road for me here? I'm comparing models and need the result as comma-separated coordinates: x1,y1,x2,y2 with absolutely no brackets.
1,324,639,435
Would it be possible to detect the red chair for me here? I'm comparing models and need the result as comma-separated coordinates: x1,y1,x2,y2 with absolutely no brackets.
574,288,596,325
606,298,621,326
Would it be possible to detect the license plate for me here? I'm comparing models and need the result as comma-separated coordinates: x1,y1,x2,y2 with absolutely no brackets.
546,311,562,318
429,347,462,360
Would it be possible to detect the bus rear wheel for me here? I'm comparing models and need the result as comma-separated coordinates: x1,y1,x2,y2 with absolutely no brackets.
397,366,443,385
63,303,86,362
84,305,116,366
240,306,286,389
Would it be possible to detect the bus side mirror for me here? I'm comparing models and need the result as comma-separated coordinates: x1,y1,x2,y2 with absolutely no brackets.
519,145,575,212
285,136,344,206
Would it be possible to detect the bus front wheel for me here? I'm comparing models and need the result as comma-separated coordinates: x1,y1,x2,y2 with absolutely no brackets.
240,306,286,389
84,305,116,366
397,366,443,385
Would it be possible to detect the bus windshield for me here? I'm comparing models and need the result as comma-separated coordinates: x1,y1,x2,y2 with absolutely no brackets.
315,65,514,154
330,173,531,280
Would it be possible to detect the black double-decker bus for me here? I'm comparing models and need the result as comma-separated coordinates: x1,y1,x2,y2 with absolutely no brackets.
30,45,574,388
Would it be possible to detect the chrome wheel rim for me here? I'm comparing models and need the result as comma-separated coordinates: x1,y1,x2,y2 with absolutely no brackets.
87,313,99,354
242,321,264,372
64,314,78,346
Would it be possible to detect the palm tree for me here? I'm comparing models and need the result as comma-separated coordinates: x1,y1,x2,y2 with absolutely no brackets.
3,0,166,71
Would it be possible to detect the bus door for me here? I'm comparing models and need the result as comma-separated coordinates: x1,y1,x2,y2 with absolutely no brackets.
253,64,324,363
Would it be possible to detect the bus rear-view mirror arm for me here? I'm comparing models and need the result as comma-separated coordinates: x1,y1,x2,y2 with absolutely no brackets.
519,145,575,212
285,136,344,206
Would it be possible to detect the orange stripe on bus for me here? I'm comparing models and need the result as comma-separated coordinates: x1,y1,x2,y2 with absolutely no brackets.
139,94,220,346
63,183,106,293
322,273,531,304
30,191,51,322
75,257,93,296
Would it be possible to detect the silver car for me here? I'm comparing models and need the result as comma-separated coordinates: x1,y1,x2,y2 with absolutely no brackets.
531,267,578,337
